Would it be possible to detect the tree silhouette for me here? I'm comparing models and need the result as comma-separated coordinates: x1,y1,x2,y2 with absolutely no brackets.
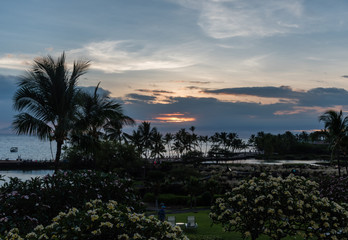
13,53,89,171
319,109,348,176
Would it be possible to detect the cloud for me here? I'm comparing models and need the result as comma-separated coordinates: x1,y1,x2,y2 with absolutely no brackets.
188,81,211,85
0,54,33,71
123,86,348,136
274,106,342,116
203,86,298,98
136,89,174,95
125,93,157,103
202,86,348,108
123,95,320,136
0,75,18,99
241,54,271,68
0,40,201,74
0,75,19,128
67,40,196,73
176,80,214,85
173,0,304,39
299,88,348,107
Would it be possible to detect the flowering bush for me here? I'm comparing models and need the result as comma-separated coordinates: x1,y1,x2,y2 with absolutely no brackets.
210,174,348,240
4,199,188,240
318,175,348,204
0,170,142,234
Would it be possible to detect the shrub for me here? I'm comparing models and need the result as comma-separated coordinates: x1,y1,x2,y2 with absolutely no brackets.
196,191,212,206
0,170,142,234
65,142,143,175
210,174,348,240
158,194,190,206
318,175,348,204
188,236,223,240
143,192,155,202
181,150,203,163
4,199,188,240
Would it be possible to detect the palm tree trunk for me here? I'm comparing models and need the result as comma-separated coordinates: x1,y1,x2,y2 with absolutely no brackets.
55,140,63,172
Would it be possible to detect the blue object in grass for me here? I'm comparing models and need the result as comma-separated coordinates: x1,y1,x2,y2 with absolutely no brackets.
158,202,166,221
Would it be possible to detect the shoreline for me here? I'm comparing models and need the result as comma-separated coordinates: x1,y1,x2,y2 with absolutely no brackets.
0,159,54,170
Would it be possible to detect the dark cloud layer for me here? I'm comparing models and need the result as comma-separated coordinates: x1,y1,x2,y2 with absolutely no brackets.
123,86,348,137
125,93,157,102
136,89,174,94
203,86,348,107
203,86,299,98
0,75,18,100
1,79,347,137
300,88,348,106
124,95,324,137
0,75,19,131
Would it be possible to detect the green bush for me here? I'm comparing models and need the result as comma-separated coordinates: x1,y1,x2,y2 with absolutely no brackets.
0,170,142,234
158,194,190,206
64,142,144,175
318,175,348,204
188,236,223,240
182,150,204,163
210,174,348,240
143,192,155,202
196,191,212,206
4,199,188,240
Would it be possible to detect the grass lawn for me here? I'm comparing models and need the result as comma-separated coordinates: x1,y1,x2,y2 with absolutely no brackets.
167,210,241,240
167,210,304,240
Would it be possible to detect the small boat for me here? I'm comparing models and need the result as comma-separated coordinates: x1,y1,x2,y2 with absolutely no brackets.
10,147,18,153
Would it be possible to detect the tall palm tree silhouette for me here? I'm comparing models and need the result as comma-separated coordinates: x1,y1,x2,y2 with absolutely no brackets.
319,109,348,176
13,53,89,171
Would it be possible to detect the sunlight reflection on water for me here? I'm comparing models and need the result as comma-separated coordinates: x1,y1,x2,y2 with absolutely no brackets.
0,170,54,185
203,159,329,166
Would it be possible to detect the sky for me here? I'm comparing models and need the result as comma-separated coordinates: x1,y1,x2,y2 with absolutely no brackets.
1,0,348,138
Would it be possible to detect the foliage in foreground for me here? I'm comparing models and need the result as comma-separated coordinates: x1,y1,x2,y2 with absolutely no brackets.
0,170,142,234
4,199,188,240
210,174,348,240
318,175,348,204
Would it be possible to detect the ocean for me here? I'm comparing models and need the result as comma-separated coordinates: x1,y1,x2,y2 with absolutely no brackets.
0,169,54,184
0,134,57,161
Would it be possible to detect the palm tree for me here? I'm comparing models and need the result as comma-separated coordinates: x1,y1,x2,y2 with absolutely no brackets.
174,128,190,155
124,130,143,154
319,110,348,176
138,121,157,160
105,116,134,143
189,126,198,151
13,53,89,171
73,83,134,140
164,133,173,158
150,130,165,160
200,135,209,157
70,83,134,161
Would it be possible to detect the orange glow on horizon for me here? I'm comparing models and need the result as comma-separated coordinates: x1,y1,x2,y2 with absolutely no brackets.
154,113,196,123
292,129,323,133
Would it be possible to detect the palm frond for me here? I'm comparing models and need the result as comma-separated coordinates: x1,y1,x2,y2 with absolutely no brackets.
12,113,52,140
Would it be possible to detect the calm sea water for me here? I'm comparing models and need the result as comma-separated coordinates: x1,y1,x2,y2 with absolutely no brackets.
0,170,54,184
0,134,57,161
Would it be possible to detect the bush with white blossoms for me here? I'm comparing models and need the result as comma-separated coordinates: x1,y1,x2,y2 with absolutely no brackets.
210,173,348,240
4,199,188,240
0,170,143,235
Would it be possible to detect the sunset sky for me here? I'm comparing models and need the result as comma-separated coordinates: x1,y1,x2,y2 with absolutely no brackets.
1,0,348,137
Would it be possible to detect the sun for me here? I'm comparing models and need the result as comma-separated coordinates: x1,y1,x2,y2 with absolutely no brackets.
154,113,196,123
